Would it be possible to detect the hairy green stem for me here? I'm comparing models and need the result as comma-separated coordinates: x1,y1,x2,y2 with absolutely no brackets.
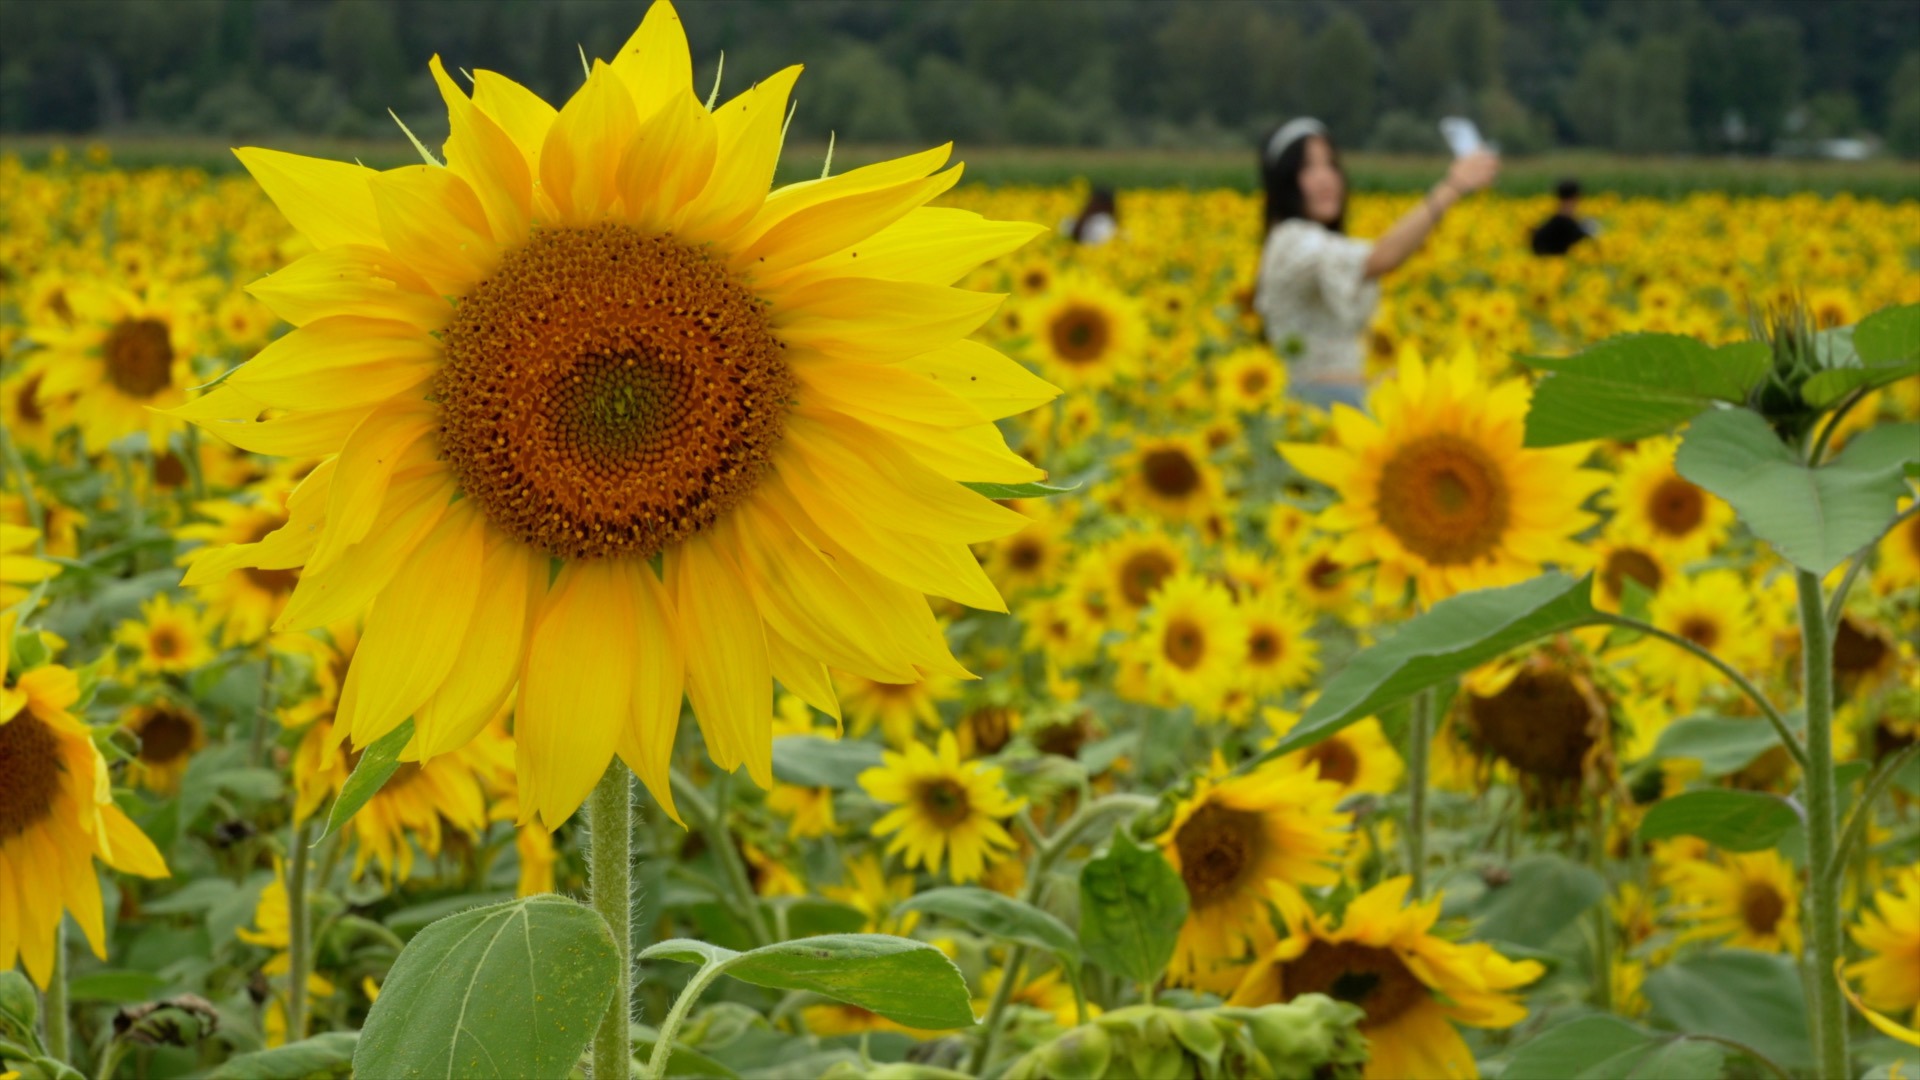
1405,688,1433,897
286,817,314,1042
1598,614,1806,770
668,768,771,947
1796,570,1848,1080
44,923,68,1065
644,962,729,1080
589,766,634,1080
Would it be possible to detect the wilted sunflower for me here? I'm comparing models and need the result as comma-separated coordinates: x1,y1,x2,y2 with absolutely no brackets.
1458,643,1616,809
177,0,1054,828
1282,353,1604,604
1,613,169,986
1162,756,1351,993
122,700,206,795
859,730,1023,883
1604,435,1733,564
1229,876,1543,1080
1026,274,1146,391
30,283,199,452
1670,848,1801,955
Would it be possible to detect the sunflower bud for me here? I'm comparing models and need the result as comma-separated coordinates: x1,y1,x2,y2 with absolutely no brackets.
1746,298,1829,443
1003,998,1364,1080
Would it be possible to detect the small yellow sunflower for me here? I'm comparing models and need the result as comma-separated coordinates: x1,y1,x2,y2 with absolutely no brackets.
1670,848,1802,955
1604,435,1734,564
825,852,919,935
1229,876,1543,1080
981,505,1071,596
1117,433,1223,523
1214,346,1287,414
122,700,206,795
30,283,201,452
859,730,1023,883
1281,352,1605,604
837,669,958,748
114,592,215,675
1872,497,1920,597
767,782,838,839
238,858,338,1045
178,478,309,647
1630,569,1768,711
1025,274,1146,391
1237,592,1320,698
1270,711,1403,798
1092,530,1190,629
1845,866,1920,1034
1129,572,1245,719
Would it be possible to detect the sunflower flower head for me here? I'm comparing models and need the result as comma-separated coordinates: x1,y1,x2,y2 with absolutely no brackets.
858,730,1024,883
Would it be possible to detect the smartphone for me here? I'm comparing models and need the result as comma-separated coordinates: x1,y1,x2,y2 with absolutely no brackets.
1440,117,1484,158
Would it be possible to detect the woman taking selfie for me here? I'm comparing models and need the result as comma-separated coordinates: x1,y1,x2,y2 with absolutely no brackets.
1253,118,1499,409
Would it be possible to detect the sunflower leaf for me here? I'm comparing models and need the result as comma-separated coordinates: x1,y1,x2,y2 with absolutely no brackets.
1263,574,1600,759
1520,335,1770,446
209,1032,359,1079
353,896,619,1080
641,934,977,1031
1078,832,1187,986
1636,789,1803,852
316,718,414,845
961,480,1082,499
1644,951,1813,1070
898,886,1082,961
1503,1016,1726,1080
1674,409,1920,575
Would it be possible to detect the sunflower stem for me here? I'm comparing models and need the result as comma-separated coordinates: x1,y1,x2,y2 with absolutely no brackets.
249,648,275,769
707,773,773,948
1796,569,1849,1080
1587,805,1614,1014
588,765,634,1080
1829,743,1919,887
1597,614,1807,770
1405,687,1433,897
44,922,69,1065
286,816,314,1042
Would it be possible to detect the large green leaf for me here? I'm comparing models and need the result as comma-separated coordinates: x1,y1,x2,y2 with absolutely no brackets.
353,895,619,1079
898,886,1081,960
640,934,977,1031
209,1033,359,1079
1265,574,1599,757
1503,1016,1726,1080
1675,409,1920,574
1469,855,1605,950
771,735,884,790
1853,303,1920,364
1803,360,1920,409
64,969,169,1004
1077,832,1187,986
1644,716,1789,777
318,718,413,843
1521,335,1770,446
1638,790,1802,852
1644,950,1812,1069
1803,303,1920,406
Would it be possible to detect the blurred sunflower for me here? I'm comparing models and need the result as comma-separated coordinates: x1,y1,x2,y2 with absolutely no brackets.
122,700,206,795
238,859,337,1045
1671,848,1801,955
1872,497,1920,596
1162,756,1350,993
825,852,919,935
177,0,1053,828
1281,352,1604,603
1,612,169,986
1214,346,1286,413
114,592,215,675
1026,274,1145,391
1604,435,1733,564
1459,644,1615,808
1631,569,1767,711
837,669,958,748
1229,876,1543,1080
1130,572,1244,718
1845,867,1920,1034
1118,434,1223,523
1237,592,1319,697
859,730,1023,883
1093,530,1189,628
1271,712,1403,798
0,525,59,606
1588,537,1671,612
178,480,308,647
30,283,201,451
981,505,1070,596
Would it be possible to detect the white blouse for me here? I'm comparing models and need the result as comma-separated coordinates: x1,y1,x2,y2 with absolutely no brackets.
1253,219,1380,385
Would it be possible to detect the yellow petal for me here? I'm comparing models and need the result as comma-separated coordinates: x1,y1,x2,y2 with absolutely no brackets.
369,165,501,295
764,624,840,722
470,71,557,166
181,459,336,587
225,316,438,411
274,470,454,632
733,166,962,279
98,805,168,878
677,65,801,243
517,560,635,828
615,88,716,233
768,207,1044,291
429,56,533,247
1838,958,1920,1046
609,0,694,119
783,412,1027,542
792,358,990,428
233,148,382,250
849,412,1044,484
616,562,686,825
305,401,440,576
541,61,640,225
774,278,1003,364
900,339,1060,421
412,534,543,760
247,244,449,330
668,539,770,787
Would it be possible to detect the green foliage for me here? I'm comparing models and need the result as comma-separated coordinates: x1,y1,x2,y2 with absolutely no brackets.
1644,717,1787,778
63,969,169,1003
1519,335,1769,447
1637,790,1802,852
897,887,1081,960
1002,998,1367,1080
1469,855,1606,950
1077,833,1187,987
1674,410,1920,575
354,896,619,1079
1645,951,1813,1070
208,1033,359,1079
317,718,414,842
640,934,977,1031
1503,1016,1726,1080
771,734,884,789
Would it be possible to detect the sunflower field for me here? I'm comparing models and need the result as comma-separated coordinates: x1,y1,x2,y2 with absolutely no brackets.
3,7,1919,1080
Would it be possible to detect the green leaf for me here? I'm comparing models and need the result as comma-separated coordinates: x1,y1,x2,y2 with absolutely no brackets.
1077,832,1188,985
1469,855,1605,950
630,1029,741,1080
1644,716,1789,777
1803,359,1920,409
960,480,1081,499
1267,574,1599,757
209,1032,359,1079
897,886,1082,959
1503,1017,1725,1080
353,895,619,1079
318,719,413,843
65,970,169,1004
1521,335,1769,446
1675,409,1920,574
1638,790,1802,852
641,934,977,1031
1852,303,1920,364
771,896,869,939
771,735,884,790
1645,950,1812,1069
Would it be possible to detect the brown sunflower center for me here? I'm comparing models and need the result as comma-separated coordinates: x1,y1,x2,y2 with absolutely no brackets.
135,706,200,764
16,373,45,425
1601,547,1663,599
1376,434,1511,567
1905,513,1920,561
1248,627,1283,665
1142,448,1201,499
1049,304,1111,364
150,628,184,661
966,706,1015,756
1678,616,1720,650
437,224,792,561
1465,664,1601,784
1305,736,1360,787
1006,536,1045,572
1162,617,1208,670
1239,368,1270,395
1174,802,1259,906
151,452,189,490
1832,615,1888,680
0,706,63,842
1118,550,1176,608
1739,881,1786,936
915,777,974,827
1306,556,1344,592
1647,477,1706,537
103,317,174,398
1279,940,1427,1026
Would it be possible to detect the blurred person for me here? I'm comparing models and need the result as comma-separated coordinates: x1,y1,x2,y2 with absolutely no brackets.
1254,118,1498,409
1530,178,1594,256
1064,185,1119,245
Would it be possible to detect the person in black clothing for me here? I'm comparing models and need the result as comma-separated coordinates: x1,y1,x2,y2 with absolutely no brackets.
1530,178,1592,256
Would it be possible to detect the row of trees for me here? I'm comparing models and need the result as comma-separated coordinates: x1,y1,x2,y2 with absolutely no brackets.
4,0,1918,157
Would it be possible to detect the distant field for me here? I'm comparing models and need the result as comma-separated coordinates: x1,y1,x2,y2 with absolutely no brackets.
4,133,1917,199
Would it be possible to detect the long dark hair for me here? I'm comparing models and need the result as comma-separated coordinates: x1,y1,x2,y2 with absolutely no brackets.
1261,130,1345,236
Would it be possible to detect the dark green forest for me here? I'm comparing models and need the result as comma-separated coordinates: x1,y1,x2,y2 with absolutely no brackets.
4,0,1918,157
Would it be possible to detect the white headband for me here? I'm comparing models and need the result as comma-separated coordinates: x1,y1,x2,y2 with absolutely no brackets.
1264,117,1327,164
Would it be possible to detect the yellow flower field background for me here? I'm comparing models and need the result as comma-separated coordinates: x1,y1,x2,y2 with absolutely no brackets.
1,14,1917,1079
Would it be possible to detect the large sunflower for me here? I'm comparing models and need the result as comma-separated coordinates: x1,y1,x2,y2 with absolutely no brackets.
1229,876,1543,1080
176,1,1054,828
1281,353,1605,604
1,613,169,986
858,730,1023,883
